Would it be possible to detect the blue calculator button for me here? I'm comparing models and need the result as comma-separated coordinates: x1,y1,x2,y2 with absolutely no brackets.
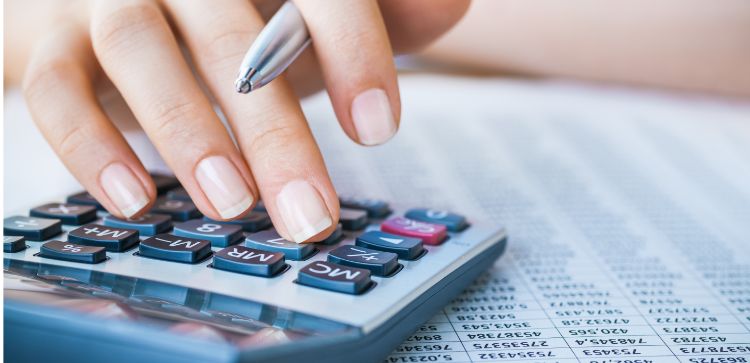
151,173,180,194
339,196,390,218
173,220,243,248
328,245,398,277
339,208,368,230
103,213,172,236
355,231,425,260
213,246,286,277
405,208,468,232
298,261,372,295
139,234,212,263
39,240,106,264
245,230,315,261
3,216,62,241
166,186,191,201
320,224,343,245
203,211,271,233
4,236,26,253
68,223,140,252
253,200,266,212
66,191,104,210
30,203,97,226
151,198,201,221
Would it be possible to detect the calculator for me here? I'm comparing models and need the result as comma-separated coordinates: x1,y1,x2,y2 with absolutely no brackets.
4,175,507,363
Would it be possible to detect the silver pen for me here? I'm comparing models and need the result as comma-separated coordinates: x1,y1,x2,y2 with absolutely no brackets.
234,2,311,94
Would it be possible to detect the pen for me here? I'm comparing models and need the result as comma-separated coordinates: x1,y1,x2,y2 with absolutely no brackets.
234,1,311,94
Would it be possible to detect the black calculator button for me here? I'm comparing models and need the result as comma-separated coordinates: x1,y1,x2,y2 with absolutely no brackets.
103,213,172,235
4,236,26,253
3,216,62,241
173,220,243,247
39,240,106,264
405,208,467,232
339,197,390,218
151,198,201,221
166,186,191,201
213,246,285,277
68,223,140,252
298,261,372,295
151,173,180,194
319,223,343,245
355,231,425,260
66,191,104,210
339,208,368,230
139,234,212,263
253,200,266,212
203,211,271,233
245,230,315,261
328,245,398,277
30,203,97,225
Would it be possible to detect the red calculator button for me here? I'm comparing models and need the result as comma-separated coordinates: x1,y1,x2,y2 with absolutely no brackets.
381,217,447,245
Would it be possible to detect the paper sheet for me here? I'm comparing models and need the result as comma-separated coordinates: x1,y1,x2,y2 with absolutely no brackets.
304,75,750,363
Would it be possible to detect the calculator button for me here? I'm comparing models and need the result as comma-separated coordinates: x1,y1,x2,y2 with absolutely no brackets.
39,240,106,264
151,173,180,194
319,224,343,245
151,198,201,221
253,200,266,212
245,230,315,261
4,236,26,253
213,246,285,277
339,208,368,230
3,216,62,241
381,217,447,245
328,245,398,276
405,208,468,232
30,203,97,225
298,261,372,295
355,231,425,260
173,220,243,248
103,213,172,235
66,191,104,210
339,197,390,218
204,211,271,233
166,187,191,201
139,234,212,263
68,223,140,252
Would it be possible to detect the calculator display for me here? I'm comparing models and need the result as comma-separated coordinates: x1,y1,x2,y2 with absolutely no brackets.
4,260,355,348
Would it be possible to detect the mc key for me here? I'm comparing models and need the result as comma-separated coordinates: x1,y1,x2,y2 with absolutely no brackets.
68,224,140,252
298,261,372,295
139,234,212,263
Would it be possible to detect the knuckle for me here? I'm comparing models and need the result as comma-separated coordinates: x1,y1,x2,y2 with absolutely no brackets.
148,99,201,140
22,58,82,104
91,2,164,59
56,124,90,160
247,122,303,156
201,26,259,69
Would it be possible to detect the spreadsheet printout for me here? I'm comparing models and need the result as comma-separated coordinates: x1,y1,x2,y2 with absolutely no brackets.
305,76,750,363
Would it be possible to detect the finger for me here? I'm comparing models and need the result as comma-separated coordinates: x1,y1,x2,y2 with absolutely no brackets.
163,0,339,242
89,0,257,220
22,22,156,219
293,0,400,146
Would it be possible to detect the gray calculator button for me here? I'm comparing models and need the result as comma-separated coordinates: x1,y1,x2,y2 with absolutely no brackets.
68,223,140,252
355,231,425,260
139,234,212,263
298,261,372,295
103,213,172,236
166,186,192,201
4,236,26,253
151,198,201,221
30,203,97,226
39,240,106,264
244,230,315,260
328,245,398,276
151,173,180,194
3,216,62,241
173,220,243,247
203,211,271,233
213,246,285,277
319,224,343,245
339,208,368,230
405,208,468,232
339,197,390,218
66,191,104,210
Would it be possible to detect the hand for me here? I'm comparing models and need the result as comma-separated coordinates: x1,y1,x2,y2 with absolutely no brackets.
19,0,469,242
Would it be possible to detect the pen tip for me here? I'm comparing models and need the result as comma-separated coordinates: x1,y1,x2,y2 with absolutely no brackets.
235,79,252,94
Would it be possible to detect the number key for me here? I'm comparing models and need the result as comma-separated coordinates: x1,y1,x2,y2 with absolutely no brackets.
173,220,243,247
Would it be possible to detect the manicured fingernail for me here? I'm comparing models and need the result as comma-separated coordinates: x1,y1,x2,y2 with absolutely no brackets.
100,162,150,218
195,156,254,219
276,180,332,243
351,88,397,146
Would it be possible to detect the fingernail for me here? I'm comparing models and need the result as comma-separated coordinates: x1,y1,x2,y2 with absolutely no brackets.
351,88,397,145
195,156,254,219
276,180,332,243
100,162,150,218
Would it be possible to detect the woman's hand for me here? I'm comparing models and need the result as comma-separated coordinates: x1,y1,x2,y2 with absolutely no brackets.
17,0,469,242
